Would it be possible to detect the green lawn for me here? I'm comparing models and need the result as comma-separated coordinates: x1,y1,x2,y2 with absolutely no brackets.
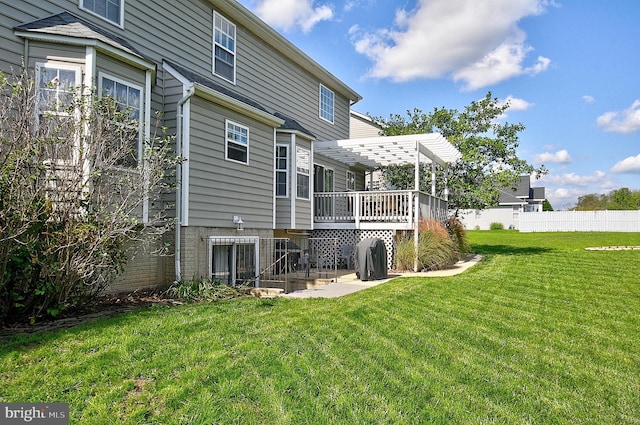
1,231,639,424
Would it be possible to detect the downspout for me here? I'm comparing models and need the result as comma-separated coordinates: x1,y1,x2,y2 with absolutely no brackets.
174,84,195,282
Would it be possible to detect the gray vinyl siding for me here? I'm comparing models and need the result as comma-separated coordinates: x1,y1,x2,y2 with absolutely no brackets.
187,96,274,228
350,114,382,139
95,53,145,87
3,0,354,141
26,42,86,68
0,2,60,72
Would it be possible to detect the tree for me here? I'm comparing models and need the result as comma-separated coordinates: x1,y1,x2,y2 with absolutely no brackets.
0,68,179,324
572,189,640,211
608,188,640,210
374,92,547,211
543,199,554,211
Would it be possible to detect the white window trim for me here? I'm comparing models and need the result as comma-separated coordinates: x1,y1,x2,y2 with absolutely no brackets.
212,11,237,84
225,119,249,165
275,144,289,198
36,62,83,119
296,146,310,200
319,84,334,124
35,62,83,165
79,0,125,28
97,71,144,168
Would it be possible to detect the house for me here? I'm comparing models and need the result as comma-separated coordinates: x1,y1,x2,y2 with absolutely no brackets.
458,175,546,230
1,0,461,293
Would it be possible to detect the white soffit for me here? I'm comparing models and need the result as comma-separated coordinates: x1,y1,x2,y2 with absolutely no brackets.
314,133,461,168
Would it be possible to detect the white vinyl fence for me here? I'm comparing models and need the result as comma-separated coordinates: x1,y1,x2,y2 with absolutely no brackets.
519,210,640,232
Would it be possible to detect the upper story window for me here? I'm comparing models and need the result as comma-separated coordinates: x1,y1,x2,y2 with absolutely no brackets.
319,84,334,123
213,11,236,83
225,120,249,164
98,73,143,167
296,146,310,200
80,0,124,27
275,145,288,197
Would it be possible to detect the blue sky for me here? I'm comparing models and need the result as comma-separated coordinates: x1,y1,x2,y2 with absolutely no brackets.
237,0,640,210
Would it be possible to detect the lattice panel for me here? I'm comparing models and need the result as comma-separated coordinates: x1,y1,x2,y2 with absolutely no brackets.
311,229,397,270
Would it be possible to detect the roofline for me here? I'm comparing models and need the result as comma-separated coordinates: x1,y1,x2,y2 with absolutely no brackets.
212,0,362,105
163,61,284,127
14,30,155,73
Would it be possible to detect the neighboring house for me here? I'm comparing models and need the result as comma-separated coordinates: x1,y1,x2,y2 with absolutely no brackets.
458,175,546,230
1,0,461,292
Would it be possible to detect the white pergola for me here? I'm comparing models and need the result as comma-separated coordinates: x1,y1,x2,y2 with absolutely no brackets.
314,133,462,195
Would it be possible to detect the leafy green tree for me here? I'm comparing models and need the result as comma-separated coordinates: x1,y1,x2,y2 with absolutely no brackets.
572,189,640,211
374,92,546,210
572,193,607,211
543,199,554,211
607,187,640,210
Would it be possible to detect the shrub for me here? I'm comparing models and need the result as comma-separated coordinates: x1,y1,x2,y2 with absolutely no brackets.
490,222,505,230
395,237,416,271
165,279,246,303
0,68,179,325
447,214,471,256
416,219,458,271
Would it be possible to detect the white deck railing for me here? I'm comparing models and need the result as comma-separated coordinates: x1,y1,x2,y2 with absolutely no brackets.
314,190,448,227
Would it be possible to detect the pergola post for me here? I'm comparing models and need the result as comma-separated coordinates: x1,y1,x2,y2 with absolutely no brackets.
414,140,420,272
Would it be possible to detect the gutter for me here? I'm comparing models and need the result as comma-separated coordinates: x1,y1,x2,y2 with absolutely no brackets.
174,83,195,282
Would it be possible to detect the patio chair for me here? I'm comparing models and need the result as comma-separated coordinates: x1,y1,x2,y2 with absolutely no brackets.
338,244,354,269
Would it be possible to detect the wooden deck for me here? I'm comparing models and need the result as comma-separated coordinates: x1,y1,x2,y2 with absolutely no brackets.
313,190,449,230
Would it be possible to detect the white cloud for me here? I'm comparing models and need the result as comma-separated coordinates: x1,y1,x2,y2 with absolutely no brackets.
540,170,608,188
351,0,552,89
533,149,572,164
611,154,640,174
250,0,334,33
540,170,617,210
501,95,533,111
582,95,595,104
596,100,640,134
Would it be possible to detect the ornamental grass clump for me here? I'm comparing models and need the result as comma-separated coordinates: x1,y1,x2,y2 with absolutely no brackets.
395,219,465,271
416,219,459,271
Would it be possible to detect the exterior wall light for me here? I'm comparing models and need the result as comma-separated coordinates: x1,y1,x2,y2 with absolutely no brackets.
232,215,244,231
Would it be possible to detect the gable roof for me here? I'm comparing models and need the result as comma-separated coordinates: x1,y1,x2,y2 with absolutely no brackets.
498,189,528,205
13,11,152,70
498,175,546,206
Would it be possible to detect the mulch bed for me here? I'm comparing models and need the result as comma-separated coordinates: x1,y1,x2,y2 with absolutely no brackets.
0,290,182,338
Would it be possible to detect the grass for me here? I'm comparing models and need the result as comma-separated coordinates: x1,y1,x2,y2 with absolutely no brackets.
1,231,639,424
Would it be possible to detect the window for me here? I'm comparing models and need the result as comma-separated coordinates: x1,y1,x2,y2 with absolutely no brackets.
99,73,143,167
208,237,259,286
226,120,249,164
213,11,236,83
36,63,81,118
296,146,310,199
346,171,355,191
80,0,124,26
314,165,334,217
275,145,288,197
36,63,82,161
319,84,334,123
